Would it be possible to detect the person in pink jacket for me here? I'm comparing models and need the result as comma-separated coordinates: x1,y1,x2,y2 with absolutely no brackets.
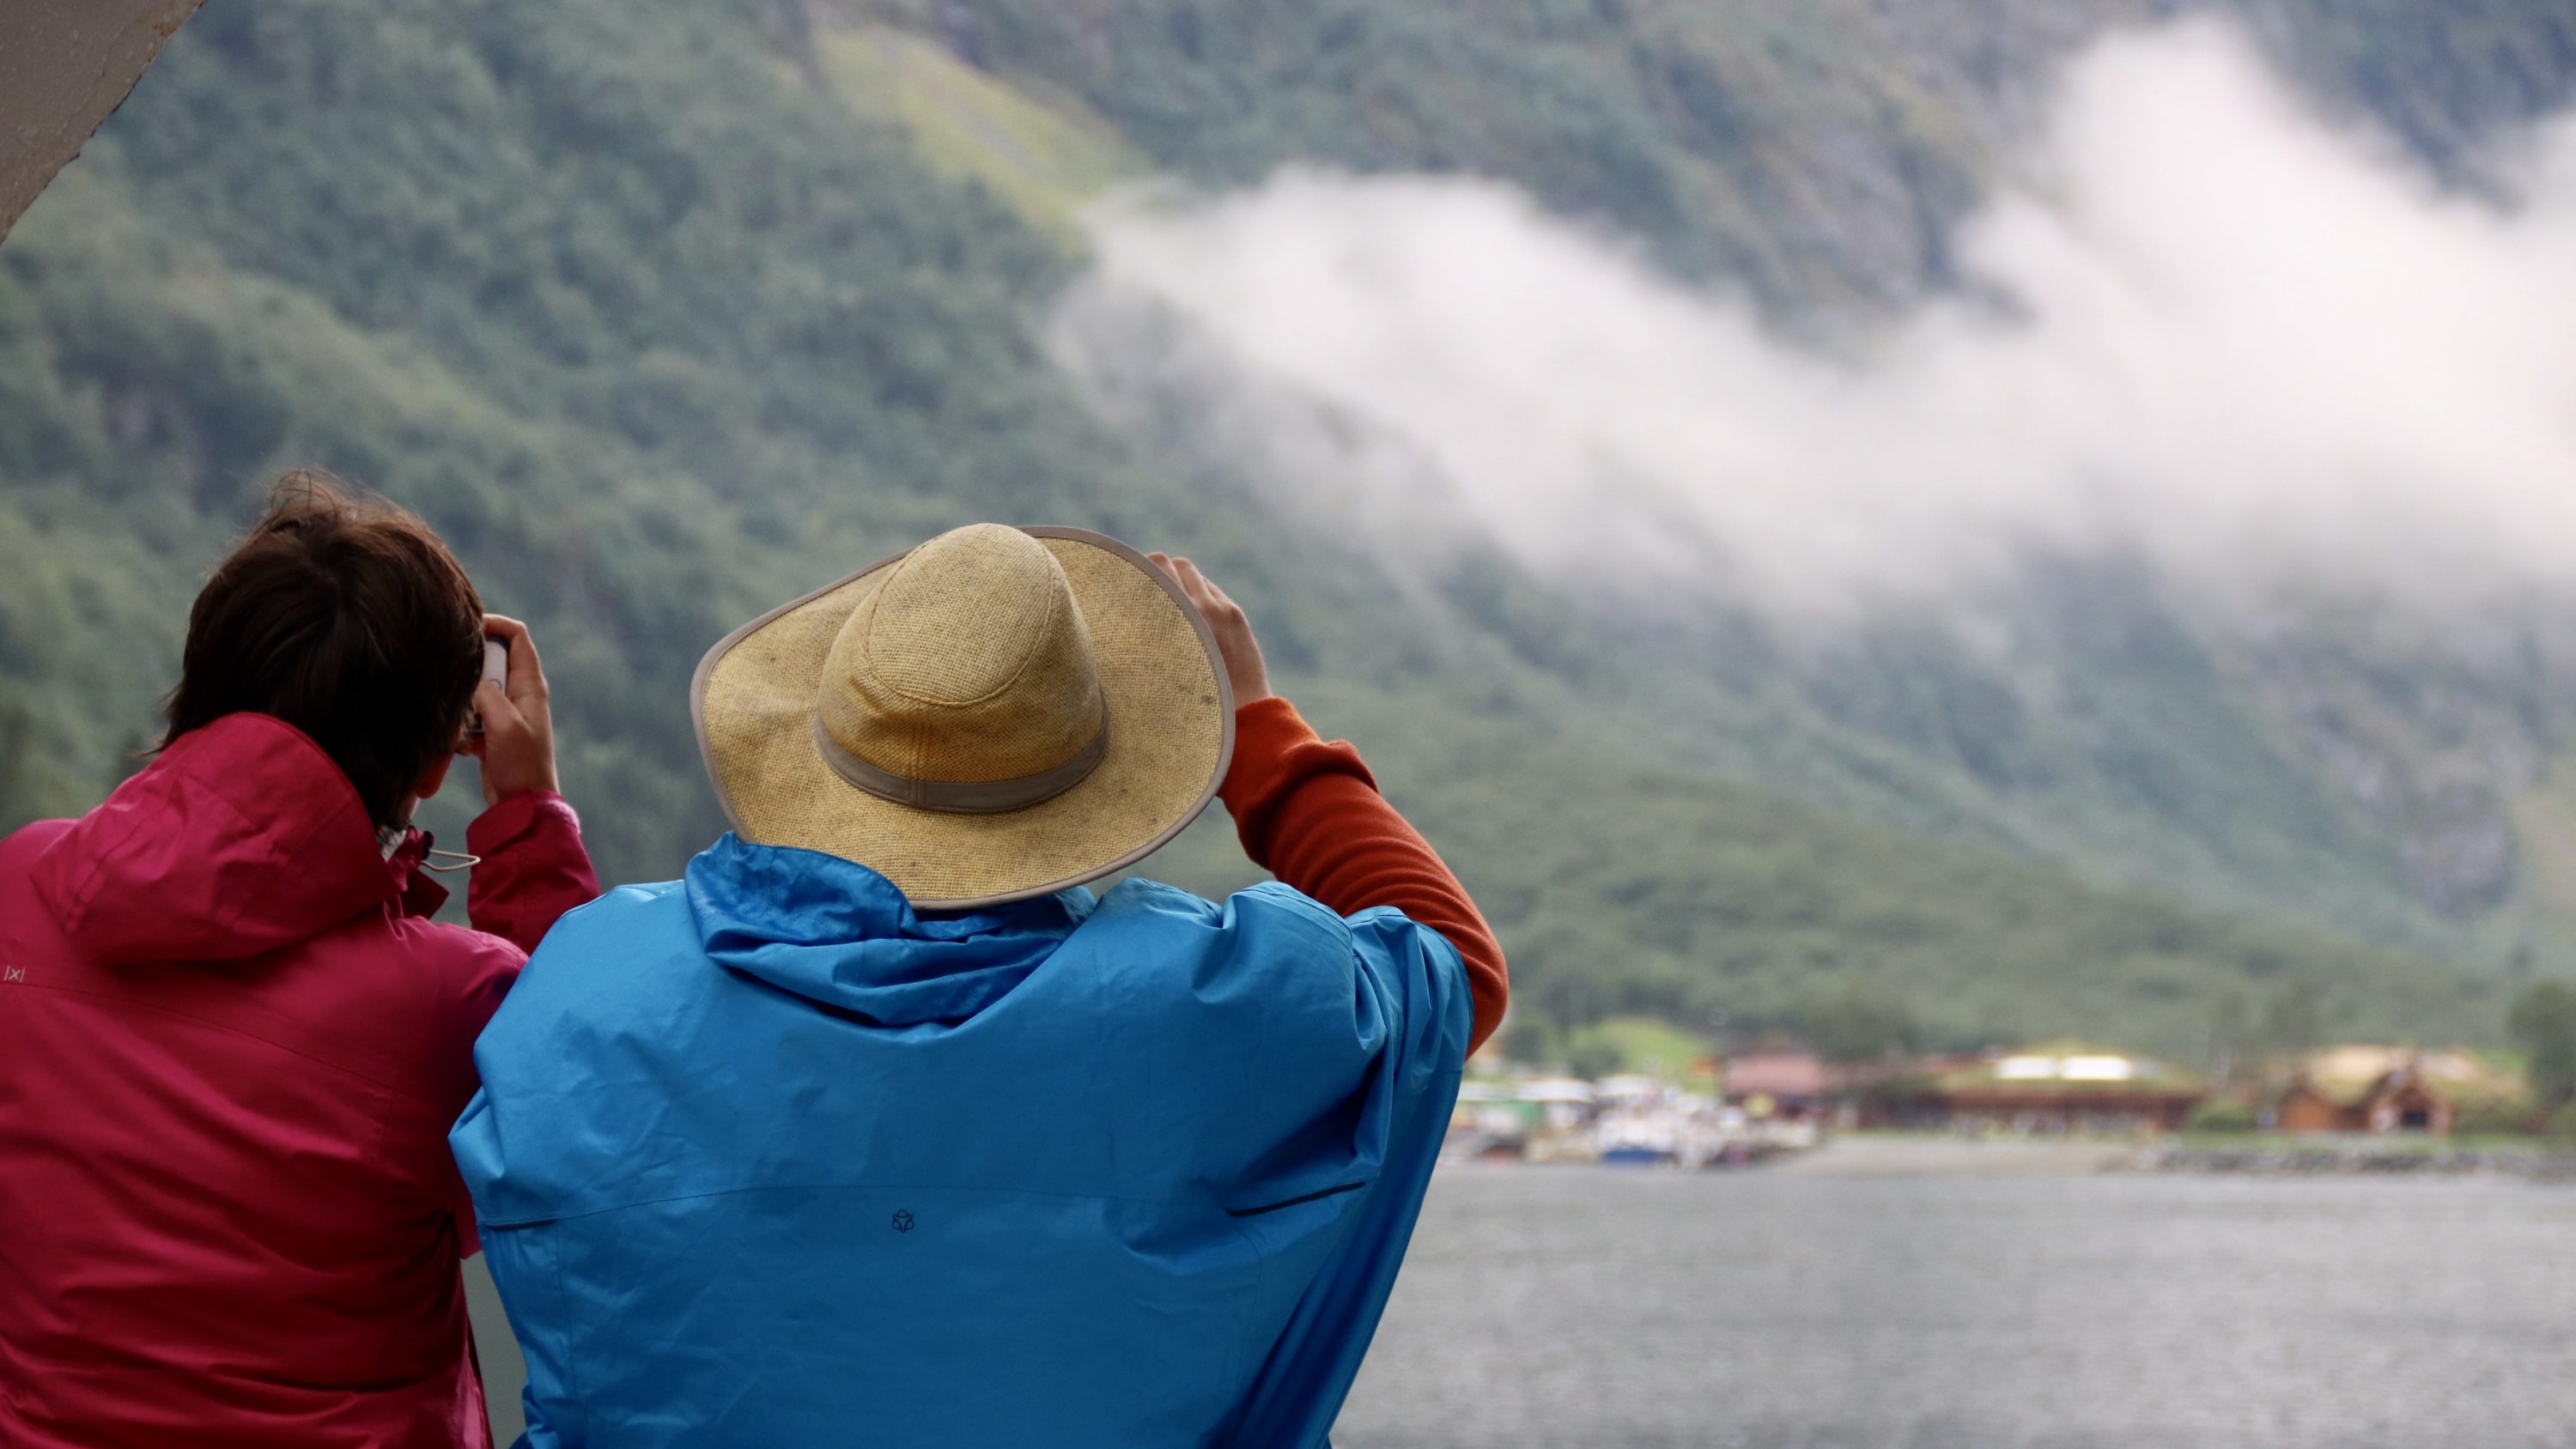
0,472,600,1448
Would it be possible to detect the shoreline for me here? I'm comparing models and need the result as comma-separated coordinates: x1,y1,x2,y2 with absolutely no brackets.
1577,1132,2576,1179
2136,1142,2576,1179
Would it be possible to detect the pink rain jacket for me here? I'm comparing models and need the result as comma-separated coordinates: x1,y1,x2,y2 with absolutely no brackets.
0,712,598,1448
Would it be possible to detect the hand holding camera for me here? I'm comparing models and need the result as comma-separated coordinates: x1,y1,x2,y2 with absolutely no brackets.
459,614,561,806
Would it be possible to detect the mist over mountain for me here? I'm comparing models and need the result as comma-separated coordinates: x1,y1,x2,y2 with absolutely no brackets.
1061,24,2576,618
1048,18,2576,943
3,0,2573,1062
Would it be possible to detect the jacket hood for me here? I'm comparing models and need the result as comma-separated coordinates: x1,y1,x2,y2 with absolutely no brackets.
31,713,416,967
684,834,1090,1026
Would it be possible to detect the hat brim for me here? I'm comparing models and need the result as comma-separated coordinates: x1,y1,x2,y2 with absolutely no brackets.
690,528,1235,910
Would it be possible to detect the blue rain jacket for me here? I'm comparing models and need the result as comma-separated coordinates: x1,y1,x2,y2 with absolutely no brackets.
451,834,1471,1447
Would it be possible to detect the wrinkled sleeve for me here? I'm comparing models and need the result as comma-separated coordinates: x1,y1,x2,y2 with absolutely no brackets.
1212,906,1473,1448
1220,696,1507,1052
464,791,601,955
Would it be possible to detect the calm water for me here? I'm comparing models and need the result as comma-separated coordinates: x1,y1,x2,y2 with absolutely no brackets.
466,1146,2576,1447
1334,1155,2576,1449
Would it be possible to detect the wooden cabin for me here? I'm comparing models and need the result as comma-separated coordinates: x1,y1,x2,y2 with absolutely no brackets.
2267,1046,2536,1136
2275,1061,2457,1135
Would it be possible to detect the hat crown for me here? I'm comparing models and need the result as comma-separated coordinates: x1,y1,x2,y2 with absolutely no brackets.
818,524,1104,786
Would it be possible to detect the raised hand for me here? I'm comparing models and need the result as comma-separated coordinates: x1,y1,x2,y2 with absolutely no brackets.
1148,553,1273,706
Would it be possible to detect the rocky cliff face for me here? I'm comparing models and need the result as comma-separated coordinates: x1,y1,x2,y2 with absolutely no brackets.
2245,614,2576,921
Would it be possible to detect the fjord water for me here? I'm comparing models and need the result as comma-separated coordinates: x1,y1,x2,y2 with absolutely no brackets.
1330,1156,2576,1449
465,1148,2576,1447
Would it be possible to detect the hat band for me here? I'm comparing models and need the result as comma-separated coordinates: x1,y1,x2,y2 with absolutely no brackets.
811,711,1109,815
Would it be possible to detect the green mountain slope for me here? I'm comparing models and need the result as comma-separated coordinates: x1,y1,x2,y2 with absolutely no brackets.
914,0,2576,958
927,0,2576,306
0,0,2561,1062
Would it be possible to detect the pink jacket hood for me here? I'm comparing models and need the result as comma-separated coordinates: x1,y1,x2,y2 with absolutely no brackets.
29,712,422,967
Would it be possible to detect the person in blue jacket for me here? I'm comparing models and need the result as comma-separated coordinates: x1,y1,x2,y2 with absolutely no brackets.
453,524,1508,1447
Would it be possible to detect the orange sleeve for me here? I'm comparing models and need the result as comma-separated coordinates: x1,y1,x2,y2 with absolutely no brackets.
1218,695,1508,1052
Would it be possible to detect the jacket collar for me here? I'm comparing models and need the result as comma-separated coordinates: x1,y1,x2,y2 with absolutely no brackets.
684,833,1093,1027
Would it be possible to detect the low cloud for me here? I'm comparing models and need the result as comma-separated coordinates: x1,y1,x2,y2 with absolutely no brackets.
1053,22,2576,619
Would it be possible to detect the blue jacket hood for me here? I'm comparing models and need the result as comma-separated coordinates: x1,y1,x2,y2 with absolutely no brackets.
685,834,1091,1027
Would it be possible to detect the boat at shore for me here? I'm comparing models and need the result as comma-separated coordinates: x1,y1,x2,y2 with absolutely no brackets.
1443,1074,1820,1168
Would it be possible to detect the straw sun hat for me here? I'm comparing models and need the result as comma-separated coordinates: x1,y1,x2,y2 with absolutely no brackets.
690,524,1235,909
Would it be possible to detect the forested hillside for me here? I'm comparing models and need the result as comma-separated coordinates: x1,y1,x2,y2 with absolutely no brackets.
931,0,2576,308
946,0,2576,946
3,0,2571,1061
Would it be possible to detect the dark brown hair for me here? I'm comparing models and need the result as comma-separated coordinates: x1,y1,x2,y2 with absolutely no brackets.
165,470,484,830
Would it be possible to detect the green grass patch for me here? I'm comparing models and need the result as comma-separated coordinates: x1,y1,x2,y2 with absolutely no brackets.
1565,1016,1716,1077
813,27,1137,244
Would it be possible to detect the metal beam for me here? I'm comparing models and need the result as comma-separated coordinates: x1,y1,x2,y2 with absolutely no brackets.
0,0,208,245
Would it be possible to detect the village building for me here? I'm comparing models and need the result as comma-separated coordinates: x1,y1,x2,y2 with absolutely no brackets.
1877,1042,2205,1135
2269,1046,2522,1135
2274,1075,2447,1135
1719,1048,1844,1124
1722,1047,1958,1128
